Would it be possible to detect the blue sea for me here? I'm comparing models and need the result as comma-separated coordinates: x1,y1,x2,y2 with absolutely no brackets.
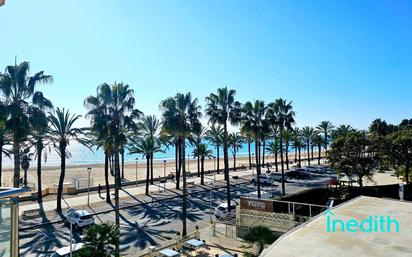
2,141,301,168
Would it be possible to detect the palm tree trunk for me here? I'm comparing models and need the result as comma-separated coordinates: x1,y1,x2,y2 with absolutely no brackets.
311,145,314,160
307,142,311,165
181,137,187,236
114,150,121,257
255,139,261,198
201,157,205,185
275,151,278,172
318,144,321,165
223,123,231,213
298,146,302,168
248,140,251,169
13,138,20,188
121,148,125,180
104,154,111,204
233,153,236,171
56,143,66,212
285,142,289,170
262,139,265,167
197,143,200,177
324,132,328,155
150,153,154,185
145,155,150,195
280,128,285,196
216,145,220,174
37,147,43,202
176,142,181,190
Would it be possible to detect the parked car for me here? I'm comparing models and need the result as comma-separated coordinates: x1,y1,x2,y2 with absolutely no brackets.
246,190,272,199
267,172,284,181
64,208,94,229
214,201,237,219
51,243,84,257
287,169,311,179
251,175,274,186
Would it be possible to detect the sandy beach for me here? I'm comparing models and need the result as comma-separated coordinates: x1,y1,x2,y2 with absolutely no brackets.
1,151,322,189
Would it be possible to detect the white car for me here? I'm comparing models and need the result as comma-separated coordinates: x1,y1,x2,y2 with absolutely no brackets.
64,208,94,229
214,201,237,219
251,175,274,185
246,190,272,199
51,243,84,257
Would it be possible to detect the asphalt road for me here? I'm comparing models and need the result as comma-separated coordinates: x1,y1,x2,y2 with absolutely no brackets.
19,172,335,256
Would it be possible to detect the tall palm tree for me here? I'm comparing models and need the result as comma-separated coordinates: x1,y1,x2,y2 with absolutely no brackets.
242,100,266,198
0,61,53,187
128,136,163,195
28,109,51,202
205,87,241,211
193,143,213,185
228,132,244,171
291,128,303,168
266,98,295,196
192,124,207,177
49,108,89,212
160,92,201,236
20,147,32,188
301,126,315,165
312,132,325,165
206,125,223,174
85,82,140,257
317,121,335,155
137,115,161,185
0,104,10,186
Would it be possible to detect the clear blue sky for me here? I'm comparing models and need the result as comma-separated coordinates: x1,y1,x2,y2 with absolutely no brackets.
1,0,411,129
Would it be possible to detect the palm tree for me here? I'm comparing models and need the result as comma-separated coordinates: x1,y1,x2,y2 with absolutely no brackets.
312,132,325,165
317,121,335,156
242,225,277,256
192,124,207,177
74,223,119,257
49,108,90,212
0,61,53,187
137,115,161,185
291,128,304,168
206,88,242,210
206,125,223,174
129,136,163,195
20,148,32,188
301,126,315,165
242,100,266,198
228,132,244,171
266,98,295,196
193,143,213,185
28,109,51,202
332,124,353,139
160,92,201,236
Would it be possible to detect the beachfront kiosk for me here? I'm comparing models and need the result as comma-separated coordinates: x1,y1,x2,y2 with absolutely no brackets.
0,187,25,257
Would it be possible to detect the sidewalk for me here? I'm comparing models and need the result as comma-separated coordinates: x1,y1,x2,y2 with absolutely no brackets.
19,169,254,216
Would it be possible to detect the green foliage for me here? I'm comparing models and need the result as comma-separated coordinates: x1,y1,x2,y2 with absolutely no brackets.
328,131,379,186
242,226,277,255
74,223,119,257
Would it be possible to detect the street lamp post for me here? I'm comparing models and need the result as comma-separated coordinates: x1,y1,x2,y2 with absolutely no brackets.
135,158,139,187
87,167,92,206
208,182,214,223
